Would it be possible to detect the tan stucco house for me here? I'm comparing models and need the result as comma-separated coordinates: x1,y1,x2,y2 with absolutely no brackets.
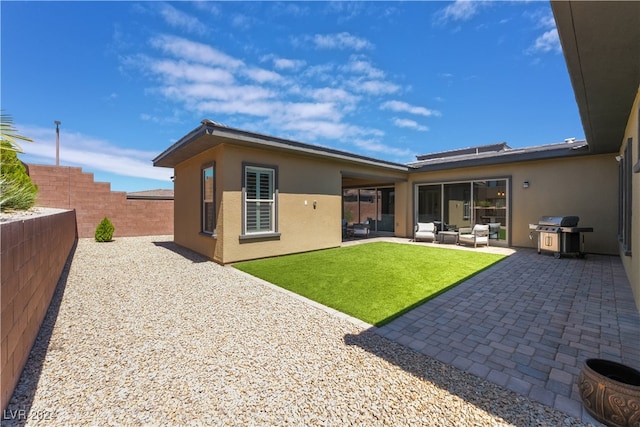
154,1,639,309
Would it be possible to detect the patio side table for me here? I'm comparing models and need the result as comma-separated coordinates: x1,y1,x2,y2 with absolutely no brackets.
438,231,459,244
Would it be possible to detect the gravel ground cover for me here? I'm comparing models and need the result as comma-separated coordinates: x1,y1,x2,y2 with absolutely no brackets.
4,236,590,426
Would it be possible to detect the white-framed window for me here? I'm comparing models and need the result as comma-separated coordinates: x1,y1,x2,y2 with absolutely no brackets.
202,163,215,234
243,164,277,235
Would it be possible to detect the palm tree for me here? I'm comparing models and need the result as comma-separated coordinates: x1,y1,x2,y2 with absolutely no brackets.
0,111,33,152
0,112,37,211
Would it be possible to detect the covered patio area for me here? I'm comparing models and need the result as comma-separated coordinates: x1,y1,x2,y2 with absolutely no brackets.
341,171,406,239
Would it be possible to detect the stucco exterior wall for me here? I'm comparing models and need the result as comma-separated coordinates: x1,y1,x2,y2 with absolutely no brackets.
172,147,223,261
170,134,617,266
620,88,640,308
394,181,410,238
171,142,408,264
407,153,618,255
222,145,345,264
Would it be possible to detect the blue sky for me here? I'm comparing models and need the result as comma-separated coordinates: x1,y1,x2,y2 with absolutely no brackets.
2,1,584,192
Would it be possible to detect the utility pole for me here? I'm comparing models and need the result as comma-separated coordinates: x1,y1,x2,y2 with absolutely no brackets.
54,120,61,166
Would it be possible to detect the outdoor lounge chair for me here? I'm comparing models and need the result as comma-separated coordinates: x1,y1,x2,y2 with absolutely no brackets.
352,221,370,238
458,224,490,248
414,222,437,242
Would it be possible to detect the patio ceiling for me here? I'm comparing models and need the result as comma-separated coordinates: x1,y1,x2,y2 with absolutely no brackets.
552,1,640,155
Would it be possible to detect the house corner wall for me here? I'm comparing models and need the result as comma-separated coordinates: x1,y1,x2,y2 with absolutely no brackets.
620,87,640,310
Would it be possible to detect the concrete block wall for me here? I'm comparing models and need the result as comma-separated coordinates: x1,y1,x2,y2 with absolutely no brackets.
26,164,173,238
1,210,77,411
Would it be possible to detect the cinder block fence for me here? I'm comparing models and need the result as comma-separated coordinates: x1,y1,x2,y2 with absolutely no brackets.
1,211,77,411
26,164,173,238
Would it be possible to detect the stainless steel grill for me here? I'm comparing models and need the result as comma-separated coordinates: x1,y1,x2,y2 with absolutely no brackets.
529,216,593,258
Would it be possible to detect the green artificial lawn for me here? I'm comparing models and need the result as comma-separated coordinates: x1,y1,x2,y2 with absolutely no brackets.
234,242,506,326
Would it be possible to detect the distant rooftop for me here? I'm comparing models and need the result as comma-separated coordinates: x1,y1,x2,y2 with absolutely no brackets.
407,139,590,171
415,142,511,161
126,189,174,200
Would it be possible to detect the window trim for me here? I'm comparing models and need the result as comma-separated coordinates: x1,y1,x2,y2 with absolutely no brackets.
241,162,280,240
201,162,216,236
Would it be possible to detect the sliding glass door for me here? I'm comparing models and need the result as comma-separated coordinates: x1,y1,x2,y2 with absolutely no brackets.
443,183,471,230
416,179,509,244
473,180,507,241
417,185,441,223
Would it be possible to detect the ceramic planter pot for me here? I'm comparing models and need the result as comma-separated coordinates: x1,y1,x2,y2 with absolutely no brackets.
578,358,640,427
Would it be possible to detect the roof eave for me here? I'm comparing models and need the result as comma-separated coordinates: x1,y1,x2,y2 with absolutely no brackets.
551,1,640,155
153,122,408,172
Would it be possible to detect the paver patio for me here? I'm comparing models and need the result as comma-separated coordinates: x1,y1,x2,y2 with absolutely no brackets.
368,238,640,422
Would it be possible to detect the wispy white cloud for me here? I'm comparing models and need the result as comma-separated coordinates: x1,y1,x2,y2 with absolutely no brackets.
525,9,561,55
269,2,309,18
309,87,360,107
380,100,441,117
18,125,172,182
158,3,208,36
325,2,366,23
351,79,400,96
261,55,306,71
124,32,419,156
312,32,373,51
150,59,235,84
528,28,561,54
434,0,488,25
278,120,353,141
274,58,306,71
140,110,183,125
392,118,429,132
192,1,221,16
231,14,253,30
150,35,244,69
342,55,385,79
148,35,284,85
353,138,412,157
243,67,282,84
537,13,556,30
159,83,274,104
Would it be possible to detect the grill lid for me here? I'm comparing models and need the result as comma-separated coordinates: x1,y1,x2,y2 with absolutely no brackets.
537,216,579,227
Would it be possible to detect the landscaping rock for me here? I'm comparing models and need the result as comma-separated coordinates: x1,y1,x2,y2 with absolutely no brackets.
3,236,589,426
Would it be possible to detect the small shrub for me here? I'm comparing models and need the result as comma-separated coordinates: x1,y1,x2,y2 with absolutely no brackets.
95,217,115,242
0,141,38,211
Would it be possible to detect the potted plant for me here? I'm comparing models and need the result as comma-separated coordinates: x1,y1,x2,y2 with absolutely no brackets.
578,358,640,427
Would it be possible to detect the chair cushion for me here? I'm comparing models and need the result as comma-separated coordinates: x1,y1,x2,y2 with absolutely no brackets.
417,222,435,232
